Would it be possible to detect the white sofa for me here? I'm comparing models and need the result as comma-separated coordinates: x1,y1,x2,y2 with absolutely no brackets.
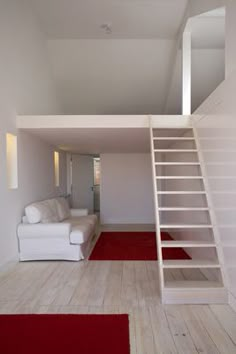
17,197,97,261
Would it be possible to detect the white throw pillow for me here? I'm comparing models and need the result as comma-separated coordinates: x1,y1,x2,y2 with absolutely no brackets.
25,203,42,224
55,197,70,221
45,199,60,223
25,199,60,224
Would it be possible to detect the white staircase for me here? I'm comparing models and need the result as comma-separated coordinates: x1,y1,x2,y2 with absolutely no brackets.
150,117,228,304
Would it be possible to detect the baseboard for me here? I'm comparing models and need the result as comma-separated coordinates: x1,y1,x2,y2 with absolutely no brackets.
101,224,155,232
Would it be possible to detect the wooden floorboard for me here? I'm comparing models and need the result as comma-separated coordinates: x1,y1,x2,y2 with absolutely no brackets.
0,260,235,354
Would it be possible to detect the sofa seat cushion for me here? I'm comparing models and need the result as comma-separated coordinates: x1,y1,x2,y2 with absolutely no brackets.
70,224,92,245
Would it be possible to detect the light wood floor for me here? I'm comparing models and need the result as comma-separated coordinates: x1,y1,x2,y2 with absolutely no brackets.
0,259,236,354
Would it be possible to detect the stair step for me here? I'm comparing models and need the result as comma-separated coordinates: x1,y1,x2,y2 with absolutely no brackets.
161,241,215,248
153,137,194,141
157,191,206,195
156,176,203,179
162,283,228,304
162,260,220,269
154,149,197,152
160,224,213,229
158,207,209,211
164,280,224,289
155,162,200,165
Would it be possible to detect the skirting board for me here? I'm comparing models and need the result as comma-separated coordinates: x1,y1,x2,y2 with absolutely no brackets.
101,224,155,232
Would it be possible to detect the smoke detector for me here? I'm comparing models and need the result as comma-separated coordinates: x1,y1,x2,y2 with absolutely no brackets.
101,23,112,34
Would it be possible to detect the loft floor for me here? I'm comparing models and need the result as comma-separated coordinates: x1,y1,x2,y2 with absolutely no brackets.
0,259,236,353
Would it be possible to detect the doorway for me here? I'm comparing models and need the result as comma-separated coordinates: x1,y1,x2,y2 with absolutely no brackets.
70,154,100,214
93,157,100,213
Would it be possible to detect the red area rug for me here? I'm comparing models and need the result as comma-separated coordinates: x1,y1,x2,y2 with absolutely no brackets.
89,232,190,261
0,314,130,354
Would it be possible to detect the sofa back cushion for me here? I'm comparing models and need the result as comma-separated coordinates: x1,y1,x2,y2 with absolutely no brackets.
25,199,60,224
55,197,70,221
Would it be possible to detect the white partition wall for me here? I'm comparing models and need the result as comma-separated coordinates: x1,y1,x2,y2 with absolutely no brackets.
100,153,155,225
192,70,236,309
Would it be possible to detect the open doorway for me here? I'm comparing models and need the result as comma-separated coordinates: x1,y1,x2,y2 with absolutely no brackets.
93,157,100,213
70,154,100,214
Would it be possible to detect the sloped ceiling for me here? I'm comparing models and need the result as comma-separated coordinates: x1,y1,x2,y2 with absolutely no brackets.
27,0,225,116
28,0,188,115
28,0,188,39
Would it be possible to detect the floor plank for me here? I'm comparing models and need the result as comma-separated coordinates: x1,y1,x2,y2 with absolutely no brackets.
164,305,198,353
191,305,236,354
210,304,236,345
120,261,138,312
103,261,123,311
181,306,220,353
149,305,177,354
0,260,236,354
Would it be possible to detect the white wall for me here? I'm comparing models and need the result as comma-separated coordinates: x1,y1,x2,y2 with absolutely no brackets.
47,39,176,114
226,1,236,76
100,154,155,224
0,0,66,266
165,49,225,114
193,68,236,308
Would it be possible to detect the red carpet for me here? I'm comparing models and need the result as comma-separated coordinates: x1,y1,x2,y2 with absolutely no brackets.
89,232,191,260
0,314,130,354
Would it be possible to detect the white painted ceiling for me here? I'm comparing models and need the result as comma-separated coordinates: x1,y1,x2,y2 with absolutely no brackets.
28,0,188,39
23,128,150,153
47,39,176,115
26,0,226,120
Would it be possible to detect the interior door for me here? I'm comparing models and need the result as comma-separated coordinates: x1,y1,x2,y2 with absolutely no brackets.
71,154,94,213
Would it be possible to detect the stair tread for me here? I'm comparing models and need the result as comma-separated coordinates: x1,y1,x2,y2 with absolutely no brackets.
157,191,206,194
160,224,213,228
164,281,224,289
156,176,203,179
159,207,209,211
155,162,200,165
161,240,215,247
153,137,194,140
163,259,220,268
154,149,197,152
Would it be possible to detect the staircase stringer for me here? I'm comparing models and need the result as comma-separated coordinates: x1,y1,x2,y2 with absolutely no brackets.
149,118,164,296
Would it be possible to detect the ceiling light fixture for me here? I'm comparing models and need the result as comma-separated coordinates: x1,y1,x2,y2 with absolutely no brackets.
101,23,112,34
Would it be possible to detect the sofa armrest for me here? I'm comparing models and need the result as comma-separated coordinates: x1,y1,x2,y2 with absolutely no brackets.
70,209,88,217
17,223,71,240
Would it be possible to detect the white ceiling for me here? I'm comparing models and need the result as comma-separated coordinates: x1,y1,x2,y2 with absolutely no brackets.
27,0,225,116
28,0,188,39
47,39,176,115
23,128,150,153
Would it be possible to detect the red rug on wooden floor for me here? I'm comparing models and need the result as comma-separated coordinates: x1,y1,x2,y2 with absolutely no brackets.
89,232,191,260
0,314,130,354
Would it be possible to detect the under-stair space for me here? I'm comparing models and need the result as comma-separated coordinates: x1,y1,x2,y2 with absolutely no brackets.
150,122,228,304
